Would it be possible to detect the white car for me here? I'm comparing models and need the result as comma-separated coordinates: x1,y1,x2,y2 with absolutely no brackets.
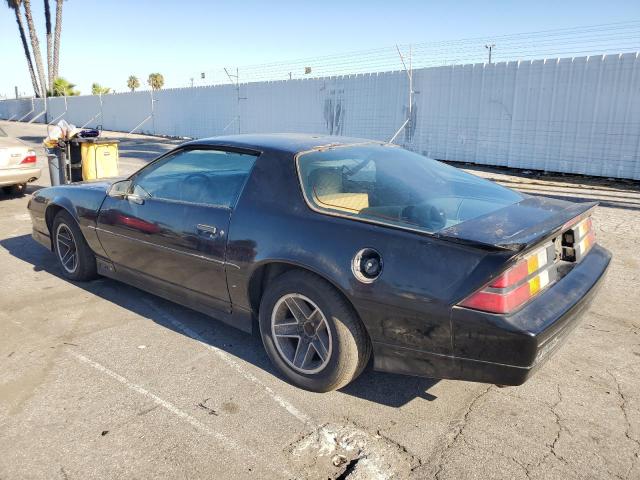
0,126,41,195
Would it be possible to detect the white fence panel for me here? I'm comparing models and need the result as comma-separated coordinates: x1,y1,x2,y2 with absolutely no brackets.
1,53,639,179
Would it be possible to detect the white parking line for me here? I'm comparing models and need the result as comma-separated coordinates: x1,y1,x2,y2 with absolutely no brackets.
69,350,293,478
143,299,314,427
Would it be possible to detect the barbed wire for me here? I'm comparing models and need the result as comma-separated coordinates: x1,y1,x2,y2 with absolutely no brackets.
186,20,640,87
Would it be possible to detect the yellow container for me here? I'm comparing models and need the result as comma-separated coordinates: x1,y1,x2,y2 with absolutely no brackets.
81,142,119,180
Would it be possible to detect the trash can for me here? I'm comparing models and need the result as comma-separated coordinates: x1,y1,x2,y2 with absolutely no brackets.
46,146,67,186
78,138,120,180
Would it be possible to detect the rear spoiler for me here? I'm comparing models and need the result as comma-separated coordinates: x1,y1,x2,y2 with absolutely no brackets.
435,197,598,252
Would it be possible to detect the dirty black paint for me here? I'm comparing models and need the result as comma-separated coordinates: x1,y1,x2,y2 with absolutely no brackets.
27,134,611,386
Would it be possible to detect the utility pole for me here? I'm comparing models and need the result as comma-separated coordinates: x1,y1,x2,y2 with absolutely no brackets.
485,43,495,64
389,44,414,144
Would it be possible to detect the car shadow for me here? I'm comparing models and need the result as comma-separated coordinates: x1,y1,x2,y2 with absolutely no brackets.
17,135,45,143
0,233,440,407
0,184,44,199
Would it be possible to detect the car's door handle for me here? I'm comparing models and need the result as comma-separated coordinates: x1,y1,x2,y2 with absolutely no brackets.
197,224,218,237
127,194,145,205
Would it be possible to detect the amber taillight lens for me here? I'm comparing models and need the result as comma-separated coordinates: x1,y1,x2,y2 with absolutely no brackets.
459,215,596,315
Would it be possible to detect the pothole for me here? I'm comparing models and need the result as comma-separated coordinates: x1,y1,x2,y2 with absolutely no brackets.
288,423,420,479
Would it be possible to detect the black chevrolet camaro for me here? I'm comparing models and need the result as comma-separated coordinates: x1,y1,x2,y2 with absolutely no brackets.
28,134,611,392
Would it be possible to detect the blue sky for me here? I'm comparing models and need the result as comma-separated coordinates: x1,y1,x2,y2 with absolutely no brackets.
1,0,639,97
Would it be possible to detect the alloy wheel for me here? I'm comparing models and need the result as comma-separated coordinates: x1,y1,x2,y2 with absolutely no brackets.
270,293,332,374
56,223,78,274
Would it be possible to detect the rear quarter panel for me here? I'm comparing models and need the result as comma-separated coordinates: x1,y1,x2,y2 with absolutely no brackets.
226,149,511,356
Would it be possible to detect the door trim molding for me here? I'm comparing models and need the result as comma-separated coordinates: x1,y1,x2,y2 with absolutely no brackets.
93,226,241,269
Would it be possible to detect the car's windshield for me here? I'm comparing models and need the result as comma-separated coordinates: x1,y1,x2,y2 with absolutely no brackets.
297,143,523,233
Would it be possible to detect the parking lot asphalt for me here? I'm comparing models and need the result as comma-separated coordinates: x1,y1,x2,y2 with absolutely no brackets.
1,120,639,479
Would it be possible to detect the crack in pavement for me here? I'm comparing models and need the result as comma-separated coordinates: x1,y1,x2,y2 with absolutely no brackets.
429,383,574,480
522,384,569,479
607,369,640,479
430,385,493,479
459,435,531,478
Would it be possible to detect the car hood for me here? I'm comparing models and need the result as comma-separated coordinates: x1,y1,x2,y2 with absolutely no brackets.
67,177,125,191
436,196,597,252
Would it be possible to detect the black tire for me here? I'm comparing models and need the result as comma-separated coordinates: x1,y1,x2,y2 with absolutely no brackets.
52,210,98,281
259,270,371,392
2,183,26,196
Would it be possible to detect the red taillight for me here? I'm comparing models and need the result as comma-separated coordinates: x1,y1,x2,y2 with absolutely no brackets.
459,214,597,315
488,260,528,288
21,151,37,164
459,282,532,314
459,243,555,314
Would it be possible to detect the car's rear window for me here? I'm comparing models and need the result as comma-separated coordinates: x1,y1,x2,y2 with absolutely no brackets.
297,143,523,233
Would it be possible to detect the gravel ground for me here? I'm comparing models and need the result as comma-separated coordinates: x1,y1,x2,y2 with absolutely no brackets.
0,120,638,479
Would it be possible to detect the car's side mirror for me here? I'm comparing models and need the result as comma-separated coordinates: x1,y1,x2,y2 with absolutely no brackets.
108,179,132,198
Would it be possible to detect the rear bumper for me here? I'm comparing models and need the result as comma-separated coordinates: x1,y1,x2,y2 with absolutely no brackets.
373,244,611,385
0,166,41,186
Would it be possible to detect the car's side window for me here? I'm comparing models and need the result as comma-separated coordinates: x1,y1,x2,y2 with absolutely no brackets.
132,149,258,207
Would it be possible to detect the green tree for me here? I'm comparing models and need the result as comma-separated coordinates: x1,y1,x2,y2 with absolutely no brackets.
5,0,40,96
127,75,140,92
91,83,111,95
147,73,164,90
51,77,79,96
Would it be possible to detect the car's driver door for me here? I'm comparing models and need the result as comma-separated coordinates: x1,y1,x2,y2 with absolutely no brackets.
96,147,258,314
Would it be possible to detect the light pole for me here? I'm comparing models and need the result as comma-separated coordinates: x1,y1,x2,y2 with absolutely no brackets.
485,43,495,64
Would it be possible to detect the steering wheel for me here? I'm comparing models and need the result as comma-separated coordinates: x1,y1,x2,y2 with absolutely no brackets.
182,173,211,203
401,204,447,231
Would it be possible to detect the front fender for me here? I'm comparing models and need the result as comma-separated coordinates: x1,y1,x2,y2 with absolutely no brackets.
32,185,109,257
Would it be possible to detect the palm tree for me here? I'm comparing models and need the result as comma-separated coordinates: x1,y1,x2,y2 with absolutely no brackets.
5,0,40,97
147,73,164,90
52,0,62,80
44,0,53,88
127,75,140,92
51,77,79,96
22,0,47,95
91,83,111,95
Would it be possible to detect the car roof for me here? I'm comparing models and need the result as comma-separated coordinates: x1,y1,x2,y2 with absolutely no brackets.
184,133,384,155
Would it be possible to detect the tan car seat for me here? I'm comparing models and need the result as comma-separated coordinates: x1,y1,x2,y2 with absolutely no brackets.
311,168,369,213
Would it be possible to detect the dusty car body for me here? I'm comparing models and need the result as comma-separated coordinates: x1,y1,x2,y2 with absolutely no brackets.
0,126,40,194
27,134,611,391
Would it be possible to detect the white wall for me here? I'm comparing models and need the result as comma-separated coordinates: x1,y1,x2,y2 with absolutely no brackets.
2,53,639,179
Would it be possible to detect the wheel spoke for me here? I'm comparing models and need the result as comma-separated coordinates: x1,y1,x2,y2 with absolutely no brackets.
311,336,329,362
273,322,299,338
308,307,323,327
61,249,74,265
68,253,76,270
57,237,71,249
284,297,312,323
292,337,312,369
